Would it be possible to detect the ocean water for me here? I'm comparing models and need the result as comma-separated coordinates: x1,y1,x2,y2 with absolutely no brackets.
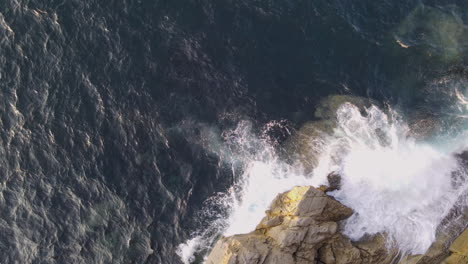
0,0,467,263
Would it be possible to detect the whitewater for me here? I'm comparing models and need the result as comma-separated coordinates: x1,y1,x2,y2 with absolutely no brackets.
177,98,468,263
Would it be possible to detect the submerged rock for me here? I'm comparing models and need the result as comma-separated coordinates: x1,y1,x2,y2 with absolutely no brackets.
395,4,468,63
284,95,378,174
283,120,334,174
313,95,378,121
205,186,397,264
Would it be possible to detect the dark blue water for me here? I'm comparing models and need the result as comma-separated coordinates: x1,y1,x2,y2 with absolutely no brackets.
0,0,467,263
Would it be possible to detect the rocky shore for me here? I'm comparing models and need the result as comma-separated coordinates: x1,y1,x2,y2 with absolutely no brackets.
205,185,467,264
204,96,468,264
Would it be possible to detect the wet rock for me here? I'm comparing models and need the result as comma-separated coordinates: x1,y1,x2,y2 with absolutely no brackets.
353,233,399,264
264,186,353,221
395,4,468,63
443,228,468,264
206,186,350,264
284,95,379,174
283,120,335,174
318,233,399,264
206,186,398,264
320,172,342,192
400,227,468,264
457,151,468,165
398,207,468,264
398,233,450,264
314,95,378,121
407,112,440,140
318,234,362,264
450,228,468,255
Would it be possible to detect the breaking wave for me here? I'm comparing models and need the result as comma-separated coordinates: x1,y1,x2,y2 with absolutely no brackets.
322,104,467,254
178,98,468,263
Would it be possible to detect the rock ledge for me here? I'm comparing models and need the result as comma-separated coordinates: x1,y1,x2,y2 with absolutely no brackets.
205,186,396,264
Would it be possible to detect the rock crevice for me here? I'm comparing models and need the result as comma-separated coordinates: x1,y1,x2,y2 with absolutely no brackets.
205,186,396,264
206,185,468,264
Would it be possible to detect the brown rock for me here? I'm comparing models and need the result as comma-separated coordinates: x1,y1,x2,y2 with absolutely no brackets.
206,186,354,264
354,233,398,264
442,228,468,264
283,120,335,173
399,210,468,264
443,254,468,264
318,234,362,264
266,186,352,221
205,186,400,264
450,228,468,255
314,95,378,121
284,95,380,174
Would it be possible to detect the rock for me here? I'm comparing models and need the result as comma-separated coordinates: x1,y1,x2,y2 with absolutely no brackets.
456,151,468,166
317,233,399,264
399,255,424,264
397,231,451,264
395,4,468,63
320,172,342,192
353,233,399,264
264,186,353,221
450,228,468,255
206,186,398,264
444,254,468,264
283,120,335,174
314,95,378,121
207,186,348,264
407,112,440,140
284,95,379,174
397,152,468,264
442,228,468,264
205,234,279,264
398,213,468,264
318,234,362,264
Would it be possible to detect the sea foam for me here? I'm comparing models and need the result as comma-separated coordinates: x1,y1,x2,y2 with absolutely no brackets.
324,104,467,254
177,102,468,263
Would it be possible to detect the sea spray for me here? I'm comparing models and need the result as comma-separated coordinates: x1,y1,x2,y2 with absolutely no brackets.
321,103,467,254
177,121,310,263
177,103,468,263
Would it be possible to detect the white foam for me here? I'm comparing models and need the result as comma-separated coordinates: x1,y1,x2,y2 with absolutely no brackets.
176,236,202,264
224,161,309,236
177,103,468,262
326,104,466,254
177,121,310,263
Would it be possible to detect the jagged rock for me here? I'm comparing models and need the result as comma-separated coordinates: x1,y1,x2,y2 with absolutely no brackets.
206,186,351,264
205,186,397,264
318,234,362,264
317,232,400,264
264,186,353,221
354,234,400,264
